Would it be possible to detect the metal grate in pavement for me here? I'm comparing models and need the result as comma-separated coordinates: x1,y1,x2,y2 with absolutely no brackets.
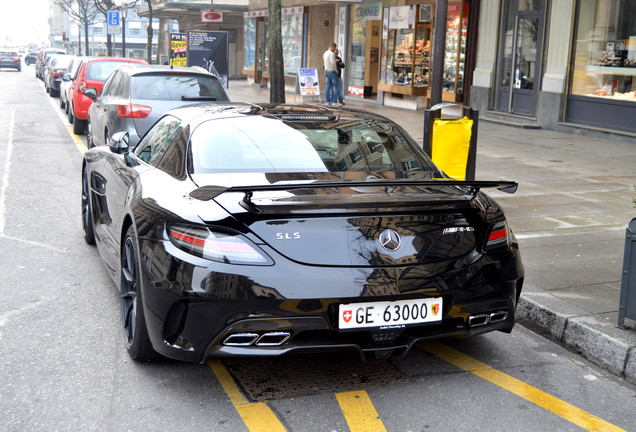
223,353,407,402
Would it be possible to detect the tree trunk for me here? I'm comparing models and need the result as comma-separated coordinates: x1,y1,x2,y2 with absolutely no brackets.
267,0,285,104
146,2,154,63
84,22,90,56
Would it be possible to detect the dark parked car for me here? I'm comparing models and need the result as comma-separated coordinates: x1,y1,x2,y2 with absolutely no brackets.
0,51,21,71
45,55,74,97
85,64,229,148
81,103,524,363
25,51,39,66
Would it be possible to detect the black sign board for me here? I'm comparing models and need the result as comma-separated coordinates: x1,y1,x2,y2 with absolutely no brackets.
187,30,229,88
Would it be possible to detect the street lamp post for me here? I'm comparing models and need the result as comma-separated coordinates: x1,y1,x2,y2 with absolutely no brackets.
115,0,138,57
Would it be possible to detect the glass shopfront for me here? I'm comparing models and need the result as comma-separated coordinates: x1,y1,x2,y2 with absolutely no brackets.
347,2,382,98
378,1,470,102
567,0,636,132
243,8,305,84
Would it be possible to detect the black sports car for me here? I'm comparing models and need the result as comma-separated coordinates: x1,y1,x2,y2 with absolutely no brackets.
81,103,524,363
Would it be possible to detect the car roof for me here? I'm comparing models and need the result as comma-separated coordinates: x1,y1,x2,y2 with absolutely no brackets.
115,64,217,77
81,56,148,64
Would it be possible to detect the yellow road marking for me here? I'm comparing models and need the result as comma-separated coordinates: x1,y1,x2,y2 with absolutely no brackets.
335,390,387,432
67,125,86,155
208,359,286,432
420,341,627,432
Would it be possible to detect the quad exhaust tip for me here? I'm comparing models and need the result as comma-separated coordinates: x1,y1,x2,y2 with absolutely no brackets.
223,331,291,347
468,311,508,327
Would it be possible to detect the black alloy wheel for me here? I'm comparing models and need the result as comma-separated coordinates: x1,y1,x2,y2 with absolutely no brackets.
81,170,95,245
121,226,159,362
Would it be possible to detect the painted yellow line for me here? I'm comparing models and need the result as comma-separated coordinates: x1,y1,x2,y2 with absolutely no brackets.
207,359,286,432
67,125,87,155
335,390,387,432
419,341,627,432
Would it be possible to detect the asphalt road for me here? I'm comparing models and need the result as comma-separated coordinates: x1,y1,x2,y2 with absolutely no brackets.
1,66,635,432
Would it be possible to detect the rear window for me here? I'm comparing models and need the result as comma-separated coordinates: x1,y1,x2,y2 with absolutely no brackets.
1,52,18,57
87,61,135,81
189,116,437,174
130,73,228,101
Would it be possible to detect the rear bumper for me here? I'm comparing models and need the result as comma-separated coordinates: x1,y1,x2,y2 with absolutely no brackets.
138,236,524,363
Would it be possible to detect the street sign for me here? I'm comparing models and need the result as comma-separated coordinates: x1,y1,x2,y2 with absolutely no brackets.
107,10,121,35
108,11,121,27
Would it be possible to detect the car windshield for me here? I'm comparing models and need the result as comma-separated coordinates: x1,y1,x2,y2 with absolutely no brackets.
87,61,133,81
189,116,438,174
131,73,227,101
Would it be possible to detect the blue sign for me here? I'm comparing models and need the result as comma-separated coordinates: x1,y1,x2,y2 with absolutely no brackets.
108,11,121,26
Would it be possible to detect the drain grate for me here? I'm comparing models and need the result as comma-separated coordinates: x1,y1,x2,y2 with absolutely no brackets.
223,353,407,402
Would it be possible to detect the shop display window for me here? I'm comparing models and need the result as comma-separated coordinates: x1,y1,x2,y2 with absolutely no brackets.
444,2,467,95
243,18,256,71
379,5,431,96
570,0,636,102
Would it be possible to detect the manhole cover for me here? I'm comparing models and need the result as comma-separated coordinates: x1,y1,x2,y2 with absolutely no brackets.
223,353,407,402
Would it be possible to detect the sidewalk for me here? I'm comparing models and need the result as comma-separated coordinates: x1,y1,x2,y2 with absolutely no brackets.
225,79,636,384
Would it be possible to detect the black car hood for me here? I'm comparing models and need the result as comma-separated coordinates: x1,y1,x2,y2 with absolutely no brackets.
190,172,514,267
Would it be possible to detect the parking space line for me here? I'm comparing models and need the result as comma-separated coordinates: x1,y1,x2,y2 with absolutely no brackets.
419,341,626,432
66,125,87,155
0,110,15,235
335,390,387,432
207,359,286,432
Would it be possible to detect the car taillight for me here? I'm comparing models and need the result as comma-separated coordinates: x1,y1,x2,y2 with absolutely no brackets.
485,221,510,251
167,224,272,265
117,104,152,119
52,69,62,77
12,56,19,61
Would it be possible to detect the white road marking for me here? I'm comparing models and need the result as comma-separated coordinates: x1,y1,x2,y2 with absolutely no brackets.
0,110,15,234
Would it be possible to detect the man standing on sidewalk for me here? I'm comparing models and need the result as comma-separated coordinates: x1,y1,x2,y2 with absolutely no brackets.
323,42,339,105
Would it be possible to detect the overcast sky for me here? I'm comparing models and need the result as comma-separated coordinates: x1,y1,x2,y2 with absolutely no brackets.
0,0,50,47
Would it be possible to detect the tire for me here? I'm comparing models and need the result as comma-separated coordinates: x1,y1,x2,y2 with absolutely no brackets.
86,121,94,148
121,226,160,362
59,96,65,109
67,103,73,122
73,114,85,135
50,88,58,97
81,170,96,245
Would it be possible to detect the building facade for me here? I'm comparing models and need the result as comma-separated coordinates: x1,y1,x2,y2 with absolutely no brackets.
471,0,636,139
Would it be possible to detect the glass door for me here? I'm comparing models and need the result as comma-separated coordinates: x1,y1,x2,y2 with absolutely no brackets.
496,1,545,116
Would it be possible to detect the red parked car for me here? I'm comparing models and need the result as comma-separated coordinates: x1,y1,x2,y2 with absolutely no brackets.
68,56,148,134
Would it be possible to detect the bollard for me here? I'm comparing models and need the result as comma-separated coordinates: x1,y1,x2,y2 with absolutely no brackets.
618,217,636,328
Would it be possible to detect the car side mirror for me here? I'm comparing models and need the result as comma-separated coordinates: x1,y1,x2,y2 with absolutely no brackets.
62,73,71,82
83,88,98,101
109,132,130,155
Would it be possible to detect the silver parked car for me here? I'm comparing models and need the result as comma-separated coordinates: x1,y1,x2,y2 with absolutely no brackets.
85,64,229,148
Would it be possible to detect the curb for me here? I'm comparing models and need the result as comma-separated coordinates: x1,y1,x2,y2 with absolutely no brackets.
516,296,636,385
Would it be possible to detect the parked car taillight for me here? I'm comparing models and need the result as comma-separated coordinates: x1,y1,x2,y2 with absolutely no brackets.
117,104,152,119
12,56,19,61
485,221,511,251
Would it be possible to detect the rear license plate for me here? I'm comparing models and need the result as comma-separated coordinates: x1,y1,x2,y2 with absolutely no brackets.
338,297,443,329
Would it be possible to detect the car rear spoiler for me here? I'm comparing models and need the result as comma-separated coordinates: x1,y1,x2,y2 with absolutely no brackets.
190,179,518,212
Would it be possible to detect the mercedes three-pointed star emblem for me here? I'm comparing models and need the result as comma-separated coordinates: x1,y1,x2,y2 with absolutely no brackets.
378,228,401,252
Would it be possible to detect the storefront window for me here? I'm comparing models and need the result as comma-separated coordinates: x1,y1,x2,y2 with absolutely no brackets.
571,0,636,101
282,8,304,77
348,2,382,96
244,18,256,71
